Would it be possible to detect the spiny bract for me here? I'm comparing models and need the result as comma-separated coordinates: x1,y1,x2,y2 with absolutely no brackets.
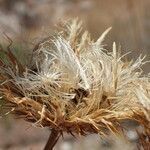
0,19,149,148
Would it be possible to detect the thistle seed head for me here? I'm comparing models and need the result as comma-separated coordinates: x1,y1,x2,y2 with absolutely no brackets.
0,19,149,148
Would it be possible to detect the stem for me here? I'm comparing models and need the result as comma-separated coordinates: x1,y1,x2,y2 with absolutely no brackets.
44,129,60,150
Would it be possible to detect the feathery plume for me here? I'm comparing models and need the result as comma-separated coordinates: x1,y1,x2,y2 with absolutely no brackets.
0,19,149,150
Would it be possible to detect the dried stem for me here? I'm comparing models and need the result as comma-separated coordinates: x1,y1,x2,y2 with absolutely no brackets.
44,129,60,150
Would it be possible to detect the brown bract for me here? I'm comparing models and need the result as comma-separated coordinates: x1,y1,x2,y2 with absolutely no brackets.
0,19,150,149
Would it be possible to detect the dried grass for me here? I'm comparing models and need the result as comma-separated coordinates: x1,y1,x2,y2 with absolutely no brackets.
0,19,150,149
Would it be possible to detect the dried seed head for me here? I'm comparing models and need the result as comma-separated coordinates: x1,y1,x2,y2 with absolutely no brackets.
0,19,150,148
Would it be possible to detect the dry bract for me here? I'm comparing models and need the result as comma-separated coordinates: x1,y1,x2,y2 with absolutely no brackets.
0,19,150,149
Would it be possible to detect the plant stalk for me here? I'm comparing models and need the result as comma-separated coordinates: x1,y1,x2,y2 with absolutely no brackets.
44,129,60,150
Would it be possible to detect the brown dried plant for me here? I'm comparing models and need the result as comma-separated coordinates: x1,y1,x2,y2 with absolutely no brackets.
0,19,150,150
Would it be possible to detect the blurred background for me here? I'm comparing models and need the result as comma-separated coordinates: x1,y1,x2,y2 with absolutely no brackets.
0,0,149,149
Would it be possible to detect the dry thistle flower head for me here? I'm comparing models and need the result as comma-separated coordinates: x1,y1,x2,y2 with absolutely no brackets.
0,19,150,149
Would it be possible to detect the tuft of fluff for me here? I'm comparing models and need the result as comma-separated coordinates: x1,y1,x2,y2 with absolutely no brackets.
0,19,150,148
